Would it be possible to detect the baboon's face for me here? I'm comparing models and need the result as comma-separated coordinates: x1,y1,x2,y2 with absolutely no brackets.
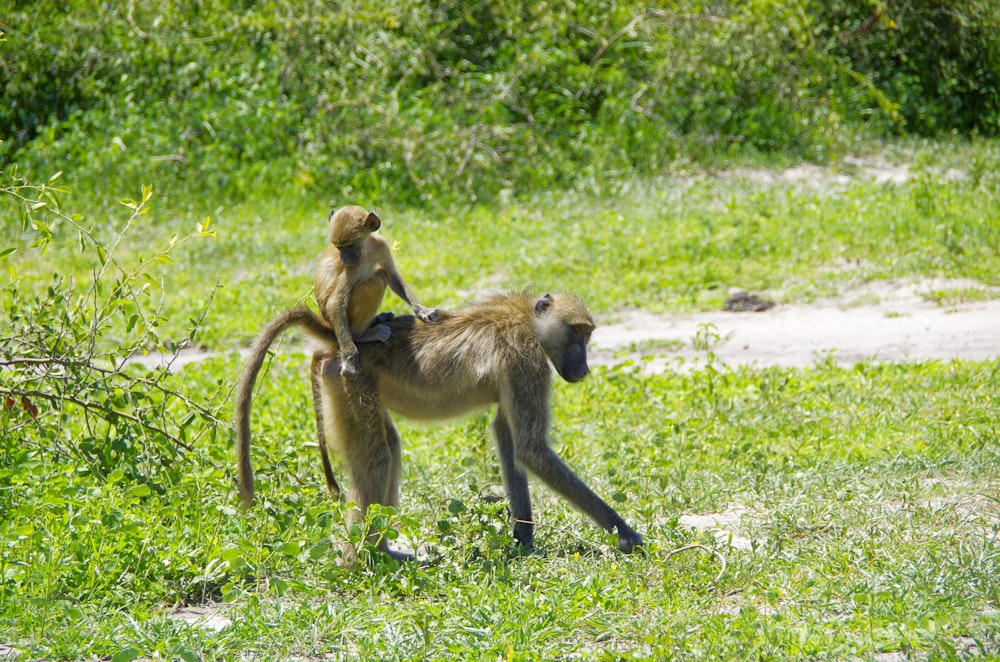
327,207,380,264
337,242,363,266
533,293,594,383
555,324,592,383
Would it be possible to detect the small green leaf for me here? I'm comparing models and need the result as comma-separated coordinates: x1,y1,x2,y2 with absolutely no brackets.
112,646,141,662
309,540,332,559
220,546,243,564
12,524,35,537
126,484,151,498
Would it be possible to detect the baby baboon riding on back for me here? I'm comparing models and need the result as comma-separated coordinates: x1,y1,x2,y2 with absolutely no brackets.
315,205,438,377
236,289,643,559
309,205,438,495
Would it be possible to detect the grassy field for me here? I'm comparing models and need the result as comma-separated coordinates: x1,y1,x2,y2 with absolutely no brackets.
2,140,1000,659
6,139,1000,349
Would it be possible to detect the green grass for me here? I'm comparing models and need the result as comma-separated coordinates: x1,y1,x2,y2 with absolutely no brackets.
5,139,1000,351
2,355,998,659
3,139,1000,659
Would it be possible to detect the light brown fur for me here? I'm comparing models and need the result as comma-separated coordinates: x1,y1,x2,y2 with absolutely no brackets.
315,205,438,377
308,205,437,498
235,291,643,559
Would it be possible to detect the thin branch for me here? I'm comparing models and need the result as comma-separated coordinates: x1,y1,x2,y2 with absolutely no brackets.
591,11,728,66
0,386,196,452
839,2,889,43
591,11,668,65
664,543,728,583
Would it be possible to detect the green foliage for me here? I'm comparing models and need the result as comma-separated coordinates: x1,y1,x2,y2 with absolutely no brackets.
810,0,1000,135
2,350,999,658
1,169,224,501
5,1,996,205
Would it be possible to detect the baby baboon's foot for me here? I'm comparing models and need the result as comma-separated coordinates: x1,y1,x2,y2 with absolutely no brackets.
355,323,392,344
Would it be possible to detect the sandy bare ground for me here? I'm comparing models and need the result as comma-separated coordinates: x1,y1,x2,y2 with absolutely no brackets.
132,277,1000,374
591,278,1000,371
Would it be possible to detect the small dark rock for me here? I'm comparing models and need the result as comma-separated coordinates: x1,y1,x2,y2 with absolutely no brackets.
724,291,775,312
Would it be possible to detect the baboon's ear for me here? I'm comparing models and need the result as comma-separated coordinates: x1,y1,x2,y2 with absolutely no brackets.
534,293,554,316
328,208,338,222
365,212,381,232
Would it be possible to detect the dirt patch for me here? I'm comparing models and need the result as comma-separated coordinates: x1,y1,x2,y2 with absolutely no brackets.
677,506,762,551
134,279,998,375
169,604,232,632
715,154,965,190
592,278,1000,371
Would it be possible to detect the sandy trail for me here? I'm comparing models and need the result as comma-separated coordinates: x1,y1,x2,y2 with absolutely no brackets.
591,278,1000,371
132,278,999,374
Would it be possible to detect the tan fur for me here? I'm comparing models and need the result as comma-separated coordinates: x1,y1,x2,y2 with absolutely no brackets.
235,291,643,559
314,205,438,377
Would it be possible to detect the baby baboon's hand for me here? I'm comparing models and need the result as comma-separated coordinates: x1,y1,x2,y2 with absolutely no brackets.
373,311,395,325
418,307,440,323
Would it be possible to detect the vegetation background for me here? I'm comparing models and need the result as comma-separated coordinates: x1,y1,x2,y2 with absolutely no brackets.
4,0,1000,206
2,0,999,659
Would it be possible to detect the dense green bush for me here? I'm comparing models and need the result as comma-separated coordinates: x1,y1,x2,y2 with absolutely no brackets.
810,0,1000,135
1,0,997,205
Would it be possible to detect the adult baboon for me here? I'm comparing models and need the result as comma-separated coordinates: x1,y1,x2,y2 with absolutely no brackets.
236,291,643,558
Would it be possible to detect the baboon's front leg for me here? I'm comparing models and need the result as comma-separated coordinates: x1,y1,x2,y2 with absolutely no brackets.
506,391,642,554
492,411,534,551
517,444,643,553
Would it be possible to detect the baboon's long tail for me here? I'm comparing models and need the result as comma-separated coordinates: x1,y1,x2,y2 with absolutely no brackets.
236,306,334,510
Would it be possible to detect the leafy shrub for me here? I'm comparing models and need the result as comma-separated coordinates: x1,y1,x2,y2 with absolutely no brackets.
0,170,222,486
811,0,1000,135
2,1,997,206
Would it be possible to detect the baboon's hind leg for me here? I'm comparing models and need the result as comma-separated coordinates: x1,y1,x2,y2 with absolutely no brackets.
311,352,341,499
323,362,411,561
384,412,403,509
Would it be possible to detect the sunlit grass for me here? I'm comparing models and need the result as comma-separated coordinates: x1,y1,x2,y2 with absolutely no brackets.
3,139,1000,659
2,352,998,659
